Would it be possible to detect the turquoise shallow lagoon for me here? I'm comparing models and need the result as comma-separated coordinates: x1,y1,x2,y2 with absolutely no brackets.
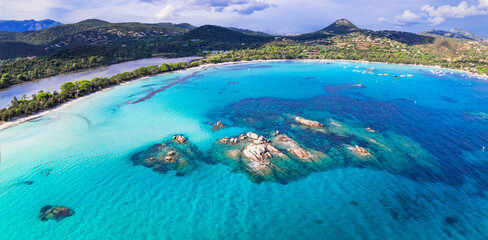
1,61,488,239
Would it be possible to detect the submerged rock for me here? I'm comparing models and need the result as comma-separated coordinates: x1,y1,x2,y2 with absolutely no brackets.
39,206,74,222
347,145,372,157
295,116,323,128
131,135,202,175
365,127,376,133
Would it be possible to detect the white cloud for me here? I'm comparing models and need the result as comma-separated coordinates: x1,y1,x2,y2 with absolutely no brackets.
394,10,421,25
421,1,488,25
392,0,488,26
479,0,488,9
377,17,387,22
155,5,177,19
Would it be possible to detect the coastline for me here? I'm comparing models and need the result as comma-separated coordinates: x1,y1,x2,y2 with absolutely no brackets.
0,81,135,131
1,58,486,132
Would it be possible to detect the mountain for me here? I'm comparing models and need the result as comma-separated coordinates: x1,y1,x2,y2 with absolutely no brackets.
449,29,488,42
156,22,196,30
179,25,272,48
227,27,271,37
423,29,472,40
0,19,62,32
291,19,363,40
378,30,435,45
319,19,361,34
423,29,488,43
0,19,192,59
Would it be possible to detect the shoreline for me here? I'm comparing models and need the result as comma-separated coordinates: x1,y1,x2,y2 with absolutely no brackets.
197,58,488,79
1,58,486,131
0,80,136,131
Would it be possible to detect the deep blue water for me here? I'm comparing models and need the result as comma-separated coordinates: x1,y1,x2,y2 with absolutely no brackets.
0,61,487,239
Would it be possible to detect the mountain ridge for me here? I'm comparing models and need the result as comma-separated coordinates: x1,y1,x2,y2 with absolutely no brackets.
0,19,62,32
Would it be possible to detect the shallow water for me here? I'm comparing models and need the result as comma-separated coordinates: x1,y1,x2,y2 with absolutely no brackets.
0,56,201,108
1,61,488,239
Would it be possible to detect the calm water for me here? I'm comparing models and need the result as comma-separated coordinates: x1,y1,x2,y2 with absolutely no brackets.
0,61,487,240
0,57,201,108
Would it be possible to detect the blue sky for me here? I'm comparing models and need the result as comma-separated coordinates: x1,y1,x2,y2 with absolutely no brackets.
1,0,488,35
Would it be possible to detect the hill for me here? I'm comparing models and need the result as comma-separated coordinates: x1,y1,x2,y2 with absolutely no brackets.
227,27,271,37
449,29,488,42
0,19,62,32
423,29,473,40
319,19,361,34
0,19,192,59
179,25,272,49
156,22,196,30
291,19,364,40
422,29,488,43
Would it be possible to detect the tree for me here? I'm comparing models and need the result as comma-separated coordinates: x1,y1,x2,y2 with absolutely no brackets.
0,74,12,87
74,80,93,95
60,82,76,97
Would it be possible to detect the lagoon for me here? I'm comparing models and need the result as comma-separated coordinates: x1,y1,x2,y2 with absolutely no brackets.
0,61,487,239
0,56,201,108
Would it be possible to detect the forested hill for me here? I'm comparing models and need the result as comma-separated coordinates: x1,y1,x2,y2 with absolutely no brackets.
179,25,273,49
0,19,192,59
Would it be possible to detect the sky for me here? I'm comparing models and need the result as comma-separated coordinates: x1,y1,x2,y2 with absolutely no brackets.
1,0,488,36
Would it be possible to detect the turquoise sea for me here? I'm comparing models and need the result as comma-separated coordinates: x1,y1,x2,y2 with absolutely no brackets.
0,61,487,239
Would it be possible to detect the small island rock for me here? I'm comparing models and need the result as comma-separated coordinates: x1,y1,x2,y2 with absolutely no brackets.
172,135,187,144
212,120,225,131
39,206,75,222
295,117,323,128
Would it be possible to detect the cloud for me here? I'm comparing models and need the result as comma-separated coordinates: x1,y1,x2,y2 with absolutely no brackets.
480,0,488,9
155,4,177,19
394,10,422,25
392,0,488,26
233,2,272,15
3,0,488,36
421,1,488,25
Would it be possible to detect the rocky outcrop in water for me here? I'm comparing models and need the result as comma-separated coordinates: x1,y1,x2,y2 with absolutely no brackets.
39,206,74,222
295,117,323,128
349,145,371,157
273,135,313,159
212,120,225,131
212,131,329,183
365,127,376,133
172,135,187,144
131,135,202,175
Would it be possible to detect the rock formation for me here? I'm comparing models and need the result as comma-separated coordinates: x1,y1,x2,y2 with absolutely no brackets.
39,206,75,222
212,120,225,131
347,145,371,157
172,135,187,144
295,116,324,128
273,134,313,159
365,127,376,133
132,135,202,175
